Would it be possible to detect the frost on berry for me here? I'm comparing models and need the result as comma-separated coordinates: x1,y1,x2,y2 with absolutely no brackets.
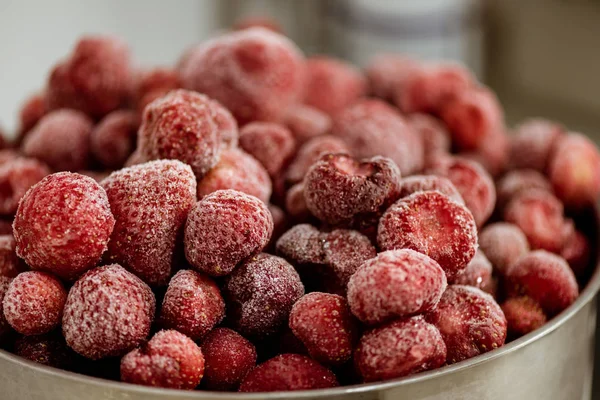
90,110,139,169
239,122,296,177
479,223,530,276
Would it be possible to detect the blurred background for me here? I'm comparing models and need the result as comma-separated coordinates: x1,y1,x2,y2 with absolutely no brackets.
1,0,600,137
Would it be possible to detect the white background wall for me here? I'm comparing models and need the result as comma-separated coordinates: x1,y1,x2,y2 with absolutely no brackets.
0,0,220,135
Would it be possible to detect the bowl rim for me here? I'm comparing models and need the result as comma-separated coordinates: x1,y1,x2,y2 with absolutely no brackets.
2,232,600,398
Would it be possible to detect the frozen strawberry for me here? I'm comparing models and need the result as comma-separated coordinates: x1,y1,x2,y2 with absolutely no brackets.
159,270,224,341
18,92,47,139
505,251,578,316
239,353,338,392
14,332,74,369
0,235,26,278
479,223,530,276
121,330,204,390
181,28,305,124
406,113,451,164
426,285,507,363
378,191,477,281
102,160,195,286
185,190,273,277
200,328,257,391
283,104,332,145
561,229,591,278
509,118,564,171
239,122,296,177
197,148,272,203
0,157,50,215
22,109,93,171
501,296,547,338
285,135,349,185
14,172,114,280
331,99,423,175
365,54,421,101
62,264,155,359
496,169,553,211
3,271,67,335
451,250,494,294
304,153,401,228
355,316,446,382
223,253,304,337
90,110,138,169
398,175,464,204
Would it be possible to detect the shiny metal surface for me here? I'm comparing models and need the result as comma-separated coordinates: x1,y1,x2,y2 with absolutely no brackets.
1,234,599,399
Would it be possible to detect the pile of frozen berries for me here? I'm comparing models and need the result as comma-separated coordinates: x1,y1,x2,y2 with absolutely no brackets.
0,16,597,393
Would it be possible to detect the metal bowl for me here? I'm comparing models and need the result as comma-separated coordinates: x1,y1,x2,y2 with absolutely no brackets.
1,219,599,400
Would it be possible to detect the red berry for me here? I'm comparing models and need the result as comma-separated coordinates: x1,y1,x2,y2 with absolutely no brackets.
14,332,74,369
355,316,446,382
223,253,304,337
304,153,401,227
451,250,494,294
62,264,155,359
14,172,114,280
197,148,272,203
283,104,332,145
348,249,447,325
509,118,564,171
3,271,67,335
332,99,423,175
22,109,93,171
102,160,196,286
239,353,338,392
505,250,578,316
501,296,547,338
426,285,507,364
0,157,50,215
90,110,139,169
47,35,132,118
406,113,451,164
0,235,26,278
289,292,357,365
479,223,530,276
496,169,552,211
181,28,305,124
133,67,181,113
398,174,464,204
239,122,296,177
121,330,204,390
185,190,273,277
18,92,47,139
0,276,11,339
200,327,257,391
159,270,224,341
561,229,591,278
285,135,349,186
378,191,477,281
365,54,421,101
548,133,600,209
303,56,367,116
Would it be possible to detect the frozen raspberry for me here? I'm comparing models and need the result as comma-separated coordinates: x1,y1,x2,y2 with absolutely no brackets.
561,229,591,278
285,135,349,185
0,276,11,339
18,92,47,139
378,191,477,281
159,270,225,341
200,327,257,391
285,183,311,222
121,330,204,390
14,172,114,280
233,15,284,33
365,54,421,101
426,285,507,363
3,271,66,335
479,223,530,276
197,148,272,203
461,127,510,177
276,224,376,294
303,56,367,116
0,158,50,215
102,160,196,286
289,293,357,365
440,86,504,151
14,332,74,369
504,189,568,253
398,175,464,204
138,90,224,178
181,28,305,124
501,296,547,338
331,99,423,175
223,253,304,337
239,122,296,177
133,67,181,112
304,153,401,227
548,133,600,209
505,251,578,316
47,35,132,118
185,190,273,277
394,62,474,115
283,104,332,145
63,264,155,359
0,235,26,278
431,157,496,227
496,169,552,210
90,110,138,169
355,316,446,382
451,250,494,293
406,113,451,163
347,249,446,325
509,118,564,171
239,353,338,392
22,109,93,171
